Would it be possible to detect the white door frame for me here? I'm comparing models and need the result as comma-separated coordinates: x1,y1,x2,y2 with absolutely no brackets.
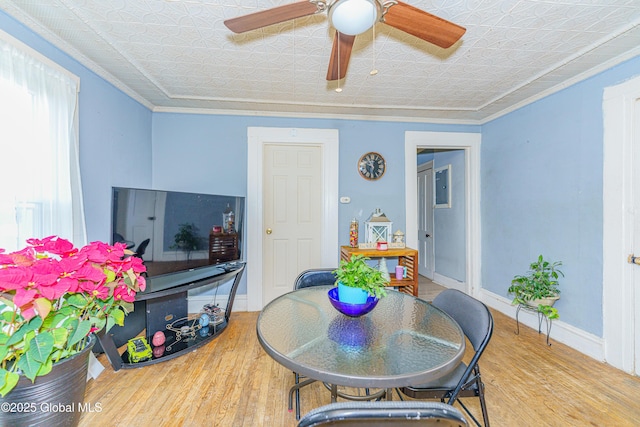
602,74,640,373
247,127,339,311
404,131,481,296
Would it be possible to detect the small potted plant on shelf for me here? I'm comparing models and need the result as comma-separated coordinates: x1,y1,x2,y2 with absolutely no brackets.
333,254,389,304
508,254,563,319
0,236,146,425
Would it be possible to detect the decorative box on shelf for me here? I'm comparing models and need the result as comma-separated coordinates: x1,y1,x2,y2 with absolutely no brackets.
209,232,239,264
358,242,405,250
358,242,377,249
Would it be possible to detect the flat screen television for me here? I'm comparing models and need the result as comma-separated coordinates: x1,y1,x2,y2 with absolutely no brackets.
110,187,244,291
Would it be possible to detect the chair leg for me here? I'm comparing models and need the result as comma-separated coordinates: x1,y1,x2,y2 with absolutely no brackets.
288,374,317,420
295,372,300,419
457,378,489,426
457,400,483,427
477,376,490,427
394,388,405,400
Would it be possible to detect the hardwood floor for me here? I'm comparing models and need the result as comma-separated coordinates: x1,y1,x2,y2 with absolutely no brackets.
79,285,640,426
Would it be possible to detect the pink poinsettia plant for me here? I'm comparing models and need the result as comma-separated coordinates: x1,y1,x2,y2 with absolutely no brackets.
0,236,146,396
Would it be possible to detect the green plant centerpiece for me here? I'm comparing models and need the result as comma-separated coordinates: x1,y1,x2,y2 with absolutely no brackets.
508,254,563,319
333,254,389,304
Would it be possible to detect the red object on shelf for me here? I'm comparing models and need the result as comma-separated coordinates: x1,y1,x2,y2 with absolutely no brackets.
376,241,388,251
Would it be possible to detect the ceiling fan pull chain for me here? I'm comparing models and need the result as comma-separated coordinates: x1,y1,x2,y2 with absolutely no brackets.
370,9,378,76
336,31,342,92
293,20,296,96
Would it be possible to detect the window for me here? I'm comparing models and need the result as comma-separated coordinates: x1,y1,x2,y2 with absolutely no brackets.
434,164,451,208
0,30,85,251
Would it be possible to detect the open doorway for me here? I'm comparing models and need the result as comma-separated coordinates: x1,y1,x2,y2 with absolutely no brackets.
416,149,467,290
404,131,481,296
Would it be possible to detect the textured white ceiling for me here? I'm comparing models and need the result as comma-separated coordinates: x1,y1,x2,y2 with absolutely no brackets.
2,0,640,123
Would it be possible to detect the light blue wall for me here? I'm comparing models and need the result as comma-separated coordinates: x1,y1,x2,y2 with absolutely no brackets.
152,113,477,251
0,10,153,244
481,55,640,337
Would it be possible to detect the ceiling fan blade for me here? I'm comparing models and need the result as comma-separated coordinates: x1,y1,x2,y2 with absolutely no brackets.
224,1,319,33
383,1,466,48
326,31,356,81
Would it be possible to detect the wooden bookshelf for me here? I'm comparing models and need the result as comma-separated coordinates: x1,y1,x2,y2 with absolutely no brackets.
340,246,419,296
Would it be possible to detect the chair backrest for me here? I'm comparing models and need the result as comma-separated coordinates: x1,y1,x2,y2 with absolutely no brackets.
431,289,493,404
134,238,150,258
297,401,468,427
432,289,493,352
294,268,337,290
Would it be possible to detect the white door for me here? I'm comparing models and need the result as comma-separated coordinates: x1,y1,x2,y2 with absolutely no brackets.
603,74,640,374
633,98,640,375
125,189,156,261
417,162,434,278
262,144,323,305
247,127,339,311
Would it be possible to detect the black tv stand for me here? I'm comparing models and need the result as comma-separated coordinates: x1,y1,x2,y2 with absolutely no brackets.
96,262,245,370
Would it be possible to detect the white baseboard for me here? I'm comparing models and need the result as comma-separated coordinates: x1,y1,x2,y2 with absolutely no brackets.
477,289,605,361
433,273,466,292
188,294,248,313
208,287,605,365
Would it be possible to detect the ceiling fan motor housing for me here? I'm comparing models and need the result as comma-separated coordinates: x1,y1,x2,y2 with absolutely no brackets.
328,0,381,35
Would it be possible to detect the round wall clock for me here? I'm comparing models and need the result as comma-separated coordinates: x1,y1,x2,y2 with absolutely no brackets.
358,152,386,180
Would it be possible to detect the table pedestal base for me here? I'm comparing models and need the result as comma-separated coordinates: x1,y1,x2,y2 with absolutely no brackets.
325,383,387,402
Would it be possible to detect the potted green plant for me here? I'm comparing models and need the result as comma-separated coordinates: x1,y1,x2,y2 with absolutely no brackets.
0,236,146,425
508,254,563,319
171,222,203,261
333,254,389,304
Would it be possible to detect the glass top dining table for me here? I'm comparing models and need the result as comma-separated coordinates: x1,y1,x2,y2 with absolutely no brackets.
257,286,466,390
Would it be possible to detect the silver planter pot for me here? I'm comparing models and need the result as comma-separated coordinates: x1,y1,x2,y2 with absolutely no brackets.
527,295,560,308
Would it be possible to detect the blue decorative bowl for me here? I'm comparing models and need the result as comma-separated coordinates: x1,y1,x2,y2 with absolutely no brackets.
328,287,379,317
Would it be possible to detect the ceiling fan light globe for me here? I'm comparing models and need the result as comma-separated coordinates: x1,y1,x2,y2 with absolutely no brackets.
329,0,379,36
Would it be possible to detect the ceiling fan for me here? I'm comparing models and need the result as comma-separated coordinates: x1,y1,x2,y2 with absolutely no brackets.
224,0,466,81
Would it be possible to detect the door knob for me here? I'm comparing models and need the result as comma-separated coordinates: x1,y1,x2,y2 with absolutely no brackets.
266,228,272,235
425,233,431,238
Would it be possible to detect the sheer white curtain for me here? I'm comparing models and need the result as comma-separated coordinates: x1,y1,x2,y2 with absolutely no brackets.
0,31,86,252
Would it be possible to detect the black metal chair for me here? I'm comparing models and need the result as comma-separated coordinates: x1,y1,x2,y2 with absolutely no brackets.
297,401,468,427
134,238,150,259
289,269,337,420
397,289,493,427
